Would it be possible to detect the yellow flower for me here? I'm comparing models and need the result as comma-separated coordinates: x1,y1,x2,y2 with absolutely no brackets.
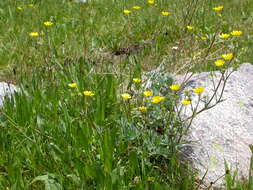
138,106,147,112
193,87,205,94
147,176,155,182
29,32,39,37
44,21,54,27
83,91,95,97
169,84,181,91
123,10,131,14
187,26,194,30
182,99,191,105
161,11,170,16
231,30,242,36
143,90,153,97
148,0,154,4
68,82,77,88
219,33,230,39
212,6,224,11
121,93,131,100
221,53,233,61
200,36,207,40
17,6,23,11
132,6,141,10
133,78,141,83
214,59,225,67
151,96,165,104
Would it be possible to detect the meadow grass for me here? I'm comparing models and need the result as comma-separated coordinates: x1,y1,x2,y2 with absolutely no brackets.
0,0,253,189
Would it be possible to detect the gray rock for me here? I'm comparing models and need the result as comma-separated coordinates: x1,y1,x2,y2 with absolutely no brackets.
0,82,17,107
175,63,253,188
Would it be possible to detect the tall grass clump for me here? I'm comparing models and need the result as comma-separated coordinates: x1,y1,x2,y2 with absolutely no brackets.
0,0,252,189
0,58,195,189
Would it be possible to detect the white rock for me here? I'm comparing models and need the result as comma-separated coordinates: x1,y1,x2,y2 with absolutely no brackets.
176,63,253,187
0,82,17,107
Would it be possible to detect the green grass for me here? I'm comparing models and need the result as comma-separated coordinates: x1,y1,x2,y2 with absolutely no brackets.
0,0,253,189
0,0,252,75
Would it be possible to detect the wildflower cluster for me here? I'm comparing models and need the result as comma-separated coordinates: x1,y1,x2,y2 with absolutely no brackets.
68,82,95,97
17,3,34,11
120,77,207,122
214,53,234,67
219,30,243,39
123,0,171,17
28,21,54,38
